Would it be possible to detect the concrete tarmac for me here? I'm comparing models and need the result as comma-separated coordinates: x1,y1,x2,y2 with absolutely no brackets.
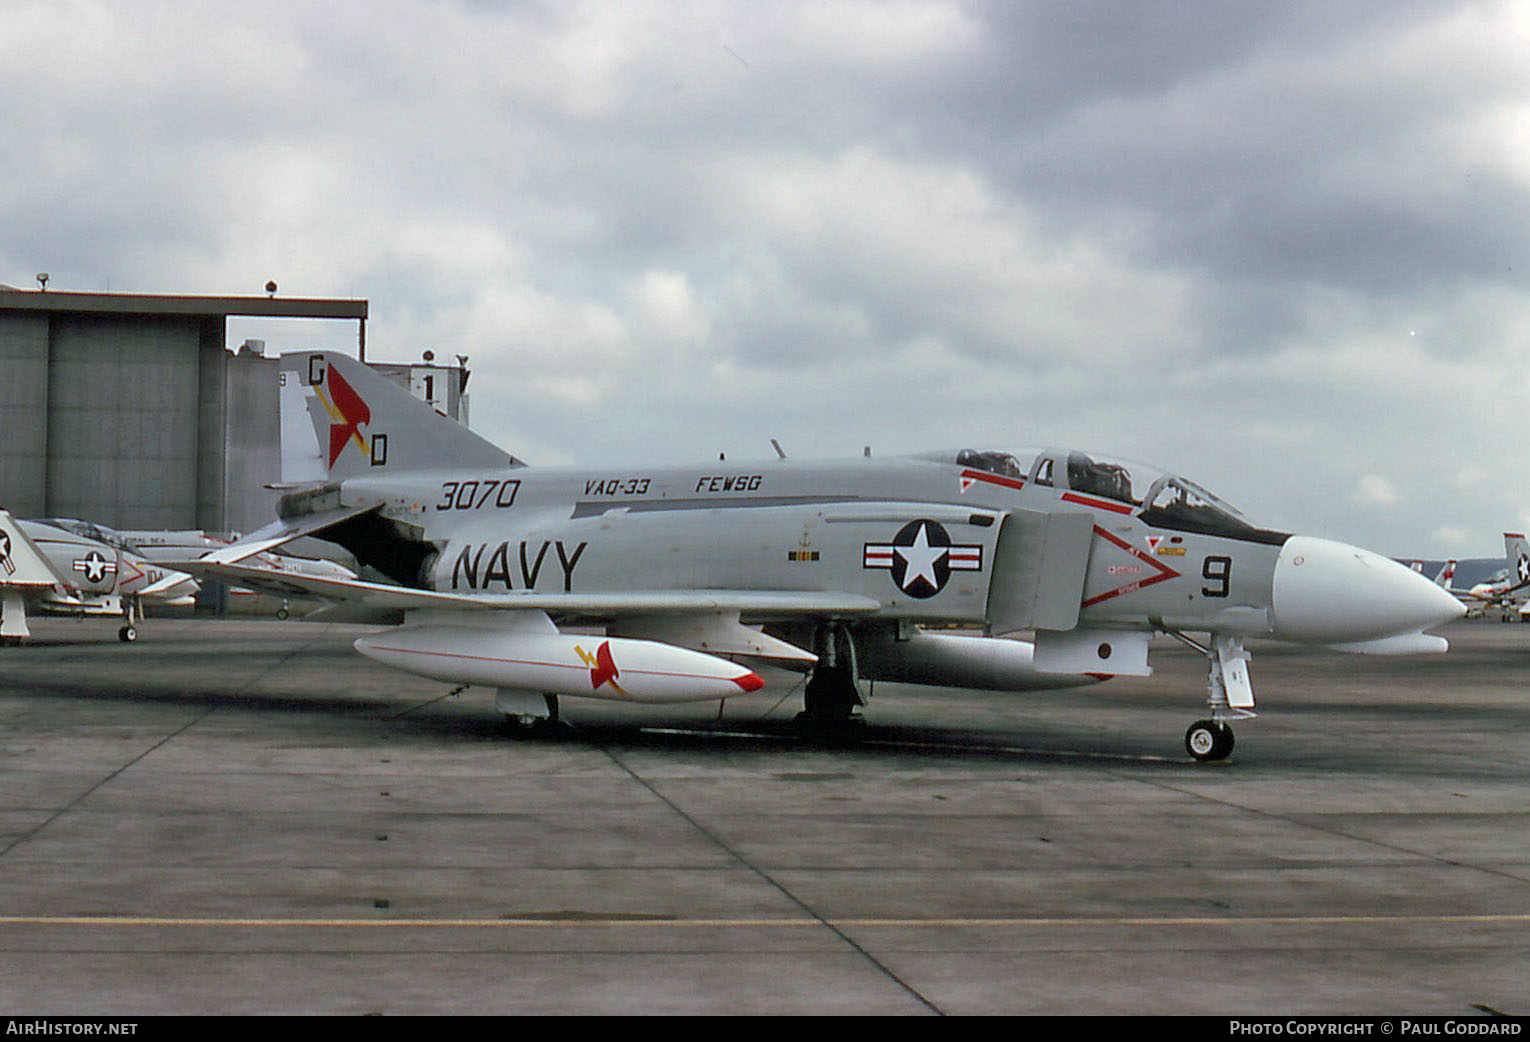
0,617,1525,1015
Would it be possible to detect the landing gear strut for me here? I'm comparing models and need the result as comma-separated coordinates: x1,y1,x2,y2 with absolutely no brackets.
796,624,864,727
1169,632,1255,762
119,597,140,643
1,590,31,644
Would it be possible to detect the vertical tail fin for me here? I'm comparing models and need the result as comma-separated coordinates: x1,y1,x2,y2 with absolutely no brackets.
1436,560,1456,589
1504,533,1529,589
279,352,520,483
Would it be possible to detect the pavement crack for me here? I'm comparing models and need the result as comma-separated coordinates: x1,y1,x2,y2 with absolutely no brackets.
0,629,330,861
597,743,945,1016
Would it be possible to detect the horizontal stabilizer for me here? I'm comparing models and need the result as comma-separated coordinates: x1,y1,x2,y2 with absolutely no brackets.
189,502,383,566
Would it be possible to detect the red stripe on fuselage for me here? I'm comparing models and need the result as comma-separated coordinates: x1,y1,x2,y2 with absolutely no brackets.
1061,492,1133,515
961,469,1026,491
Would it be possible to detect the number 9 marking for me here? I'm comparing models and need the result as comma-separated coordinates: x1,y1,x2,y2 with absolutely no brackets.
1202,555,1232,598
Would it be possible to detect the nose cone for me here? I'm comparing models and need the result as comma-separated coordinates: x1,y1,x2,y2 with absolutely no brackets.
1271,536,1466,644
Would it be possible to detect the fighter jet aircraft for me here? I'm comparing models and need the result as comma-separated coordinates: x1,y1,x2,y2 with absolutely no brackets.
0,512,199,643
39,518,359,619
1440,534,1530,620
192,351,1464,761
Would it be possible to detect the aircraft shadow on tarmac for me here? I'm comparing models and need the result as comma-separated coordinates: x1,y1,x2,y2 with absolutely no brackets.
7,669,1196,767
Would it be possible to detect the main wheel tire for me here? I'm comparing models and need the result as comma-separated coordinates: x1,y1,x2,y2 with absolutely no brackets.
118,625,137,643
801,665,860,722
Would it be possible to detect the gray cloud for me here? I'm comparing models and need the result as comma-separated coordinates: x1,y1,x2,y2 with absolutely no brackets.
5,0,1529,555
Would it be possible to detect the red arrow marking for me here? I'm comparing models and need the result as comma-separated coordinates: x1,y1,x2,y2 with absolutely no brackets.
327,366,371,468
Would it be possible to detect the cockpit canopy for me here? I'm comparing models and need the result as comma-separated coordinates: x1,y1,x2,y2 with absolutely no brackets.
953,449,1026,480
44,518,127,550
943,448,1287,544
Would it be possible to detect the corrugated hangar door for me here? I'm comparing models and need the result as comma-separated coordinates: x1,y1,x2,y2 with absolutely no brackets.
0,314,50,517
45,316,202,528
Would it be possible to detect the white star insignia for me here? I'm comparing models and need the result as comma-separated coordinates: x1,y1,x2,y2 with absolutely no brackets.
894,523,947,593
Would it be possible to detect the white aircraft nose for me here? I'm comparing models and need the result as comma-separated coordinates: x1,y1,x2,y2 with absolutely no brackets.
1271,536,1466,644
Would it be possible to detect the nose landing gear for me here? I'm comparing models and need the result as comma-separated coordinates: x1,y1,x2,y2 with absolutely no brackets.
1169,632,1255,762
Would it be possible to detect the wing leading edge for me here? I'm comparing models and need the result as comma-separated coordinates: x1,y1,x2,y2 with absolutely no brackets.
191,559,879,617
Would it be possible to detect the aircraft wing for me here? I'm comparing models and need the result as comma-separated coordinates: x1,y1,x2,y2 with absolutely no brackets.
1447,587,1495,603
1447,579,1530,606
1495,582,1530,602
189,559,882,619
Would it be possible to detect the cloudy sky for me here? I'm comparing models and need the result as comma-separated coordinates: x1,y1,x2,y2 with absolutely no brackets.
4,0,1529,556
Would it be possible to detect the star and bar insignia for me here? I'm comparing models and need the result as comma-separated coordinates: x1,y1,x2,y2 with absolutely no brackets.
73,550,116,584
864,520,983,599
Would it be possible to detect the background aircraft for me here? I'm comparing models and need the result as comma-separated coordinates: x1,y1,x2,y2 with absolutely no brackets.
42,518,360,620
1438,533,1530,620
191,352,1463,761
0,511,199,643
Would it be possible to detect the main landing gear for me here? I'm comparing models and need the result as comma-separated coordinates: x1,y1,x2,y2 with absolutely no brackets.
796,624,864,729
799,664,862,723
1169,632,1255,763
495,690,569,735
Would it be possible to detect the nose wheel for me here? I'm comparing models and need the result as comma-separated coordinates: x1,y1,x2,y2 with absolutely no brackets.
1185,719,1234,762
1168,632,1255,762
119,597,141,644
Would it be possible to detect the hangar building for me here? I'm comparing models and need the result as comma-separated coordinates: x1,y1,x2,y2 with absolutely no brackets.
0,284,470,537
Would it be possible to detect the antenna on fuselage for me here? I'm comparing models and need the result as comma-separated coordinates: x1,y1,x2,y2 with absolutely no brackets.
771,439,787,460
